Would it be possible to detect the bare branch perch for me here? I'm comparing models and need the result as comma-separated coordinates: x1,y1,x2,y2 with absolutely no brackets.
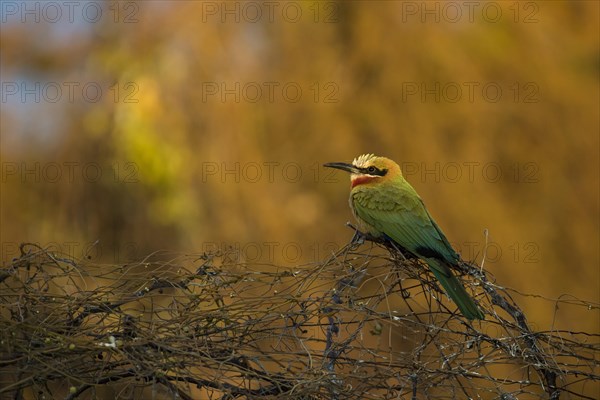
1,242,598,399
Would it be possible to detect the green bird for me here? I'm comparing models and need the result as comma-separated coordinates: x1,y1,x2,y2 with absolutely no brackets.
324,154,484,320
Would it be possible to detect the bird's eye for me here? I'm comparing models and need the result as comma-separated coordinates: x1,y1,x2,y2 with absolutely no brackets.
367,166,377,174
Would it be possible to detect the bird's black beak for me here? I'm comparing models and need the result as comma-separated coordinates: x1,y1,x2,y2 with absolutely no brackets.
323,162,359,174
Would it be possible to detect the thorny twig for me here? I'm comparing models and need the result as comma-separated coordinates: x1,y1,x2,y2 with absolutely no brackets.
0,243,598,399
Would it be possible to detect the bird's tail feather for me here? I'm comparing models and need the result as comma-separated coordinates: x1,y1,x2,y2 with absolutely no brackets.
427,259,484,320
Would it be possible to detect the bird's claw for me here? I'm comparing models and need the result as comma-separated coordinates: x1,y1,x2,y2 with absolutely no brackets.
346,222,386,245
346,223,366,245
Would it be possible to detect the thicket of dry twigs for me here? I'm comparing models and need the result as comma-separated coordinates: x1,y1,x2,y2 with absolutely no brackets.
1,241,598,399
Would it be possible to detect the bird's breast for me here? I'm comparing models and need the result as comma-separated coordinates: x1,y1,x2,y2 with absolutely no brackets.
348,191,383,236
351,184,400,211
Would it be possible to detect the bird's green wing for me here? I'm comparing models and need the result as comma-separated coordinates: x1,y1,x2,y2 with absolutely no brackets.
352,183,457,264
352,183,484,320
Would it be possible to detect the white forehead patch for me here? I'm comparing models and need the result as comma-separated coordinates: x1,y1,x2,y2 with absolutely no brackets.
352,153,376,168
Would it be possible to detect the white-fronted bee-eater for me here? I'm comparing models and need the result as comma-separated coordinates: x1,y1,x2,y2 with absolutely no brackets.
324,154,484,320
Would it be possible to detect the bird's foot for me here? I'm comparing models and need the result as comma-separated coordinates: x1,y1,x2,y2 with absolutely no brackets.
345,223,414,262
346,222,386,245
346,223,365,245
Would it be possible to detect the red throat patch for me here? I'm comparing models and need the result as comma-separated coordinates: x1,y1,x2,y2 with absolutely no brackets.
351,175,377,188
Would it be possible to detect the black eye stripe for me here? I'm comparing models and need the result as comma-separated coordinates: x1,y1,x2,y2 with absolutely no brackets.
359,166,388,176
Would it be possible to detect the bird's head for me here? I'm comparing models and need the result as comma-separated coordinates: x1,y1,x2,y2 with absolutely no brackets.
324,154,402,188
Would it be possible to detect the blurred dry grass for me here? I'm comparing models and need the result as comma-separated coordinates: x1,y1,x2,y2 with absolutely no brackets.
0,1,599,396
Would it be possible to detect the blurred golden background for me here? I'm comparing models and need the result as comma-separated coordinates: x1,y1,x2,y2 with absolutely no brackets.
1,1,598,338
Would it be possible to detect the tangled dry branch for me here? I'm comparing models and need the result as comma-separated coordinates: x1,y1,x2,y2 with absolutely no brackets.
1,242,598,399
